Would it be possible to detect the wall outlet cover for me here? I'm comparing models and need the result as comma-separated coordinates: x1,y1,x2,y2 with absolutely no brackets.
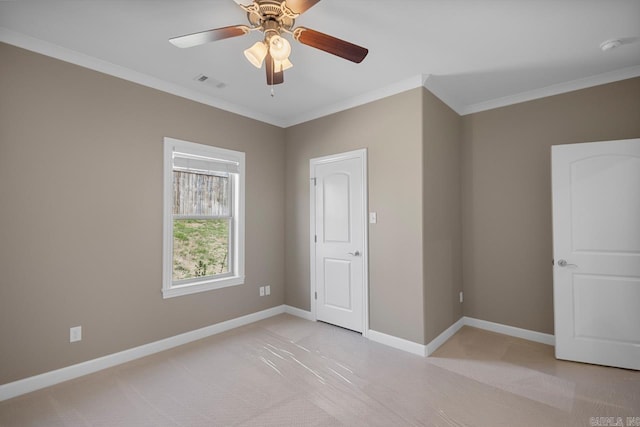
70,326,82,343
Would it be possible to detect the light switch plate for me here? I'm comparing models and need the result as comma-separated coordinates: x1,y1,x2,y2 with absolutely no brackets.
369,212,377,224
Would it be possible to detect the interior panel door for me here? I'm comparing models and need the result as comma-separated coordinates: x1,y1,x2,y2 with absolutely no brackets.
312,152,366,332
552,138,640,370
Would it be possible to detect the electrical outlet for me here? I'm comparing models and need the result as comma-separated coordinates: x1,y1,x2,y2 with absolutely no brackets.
259,286,265,297
459,291,464,303
265,285,271,296
70,326,82,343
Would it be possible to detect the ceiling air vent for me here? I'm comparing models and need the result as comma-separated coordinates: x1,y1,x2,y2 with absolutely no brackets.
193,74,227,89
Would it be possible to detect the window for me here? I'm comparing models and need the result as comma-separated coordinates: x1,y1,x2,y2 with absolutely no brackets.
163,137,245,298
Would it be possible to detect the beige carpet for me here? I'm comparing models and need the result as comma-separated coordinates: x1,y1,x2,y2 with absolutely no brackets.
1,314,638,426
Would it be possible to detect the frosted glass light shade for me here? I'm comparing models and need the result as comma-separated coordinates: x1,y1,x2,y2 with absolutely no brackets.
269,35,291,61
244,41,268,68
273,58,293,72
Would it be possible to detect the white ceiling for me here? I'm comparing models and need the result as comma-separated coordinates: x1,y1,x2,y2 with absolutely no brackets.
1,0,639,127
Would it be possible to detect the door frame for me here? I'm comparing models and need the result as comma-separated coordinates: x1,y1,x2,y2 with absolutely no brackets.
309,148,369,336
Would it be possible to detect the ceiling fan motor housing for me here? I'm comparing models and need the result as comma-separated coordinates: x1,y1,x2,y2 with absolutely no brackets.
245,0,296,35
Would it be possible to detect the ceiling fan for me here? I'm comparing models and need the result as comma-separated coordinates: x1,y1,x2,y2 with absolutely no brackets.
169,0,369,86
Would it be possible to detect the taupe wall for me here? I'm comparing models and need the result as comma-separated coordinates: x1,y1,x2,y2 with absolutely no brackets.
284,89,426,344
0,43,285,384
422,89,463,343
461,77,640,334
3,38,638,386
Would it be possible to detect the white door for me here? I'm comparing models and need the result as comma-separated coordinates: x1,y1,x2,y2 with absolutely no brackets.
552,138,640,370
311,150,367,333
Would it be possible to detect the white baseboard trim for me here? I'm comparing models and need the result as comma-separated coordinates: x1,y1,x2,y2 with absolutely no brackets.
425,317,465,356
367,330,427,357
368,317,554,358
0,305,286,402
464,317,555,346
284,305,315,321
0,307,557,401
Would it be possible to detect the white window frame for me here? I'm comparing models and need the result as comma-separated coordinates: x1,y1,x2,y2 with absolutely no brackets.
162,137,245,298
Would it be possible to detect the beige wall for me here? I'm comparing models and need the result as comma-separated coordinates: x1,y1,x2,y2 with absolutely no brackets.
461,77,640,334
284,89,426,344
0,43,285,384
4,38,637,387
422,89,463,343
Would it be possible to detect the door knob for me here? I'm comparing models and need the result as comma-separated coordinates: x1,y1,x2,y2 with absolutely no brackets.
557,259,577,267
348,250,361,256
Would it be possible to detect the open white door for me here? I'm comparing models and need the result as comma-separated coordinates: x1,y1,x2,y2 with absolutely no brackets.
310,150,368,333
552,138,640,370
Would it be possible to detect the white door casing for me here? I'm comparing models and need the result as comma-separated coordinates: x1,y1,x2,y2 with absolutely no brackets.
310,149,368,334
552,138,640,370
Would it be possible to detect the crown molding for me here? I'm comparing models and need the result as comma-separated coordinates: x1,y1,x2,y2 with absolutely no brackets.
282,74,424,127
460,65,640,115
421,74,465,115
0,27,286,127
0,27,423,129
3,27,639,126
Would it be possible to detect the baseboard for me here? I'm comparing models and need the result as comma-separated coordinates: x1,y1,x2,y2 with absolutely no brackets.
0,307,557,401
284,305,315,321
0,305,286,402
425,317,465,356
370,317,554,358
464,317,555,346
367,330,427,357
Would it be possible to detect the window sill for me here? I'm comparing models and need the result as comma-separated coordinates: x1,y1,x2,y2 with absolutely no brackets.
162,276,245,299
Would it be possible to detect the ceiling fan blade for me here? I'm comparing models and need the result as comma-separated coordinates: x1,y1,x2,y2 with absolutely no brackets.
265,53,284,85
294,27,368,63
284,0,321,14
169,25,249,48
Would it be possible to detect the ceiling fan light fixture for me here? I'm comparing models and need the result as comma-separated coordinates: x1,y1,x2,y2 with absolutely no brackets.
269,35,291,61
274,58,293,72
244,41,268,68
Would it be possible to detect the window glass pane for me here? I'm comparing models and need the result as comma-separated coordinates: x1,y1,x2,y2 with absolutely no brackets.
173,171,230,216
172,219,230,281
